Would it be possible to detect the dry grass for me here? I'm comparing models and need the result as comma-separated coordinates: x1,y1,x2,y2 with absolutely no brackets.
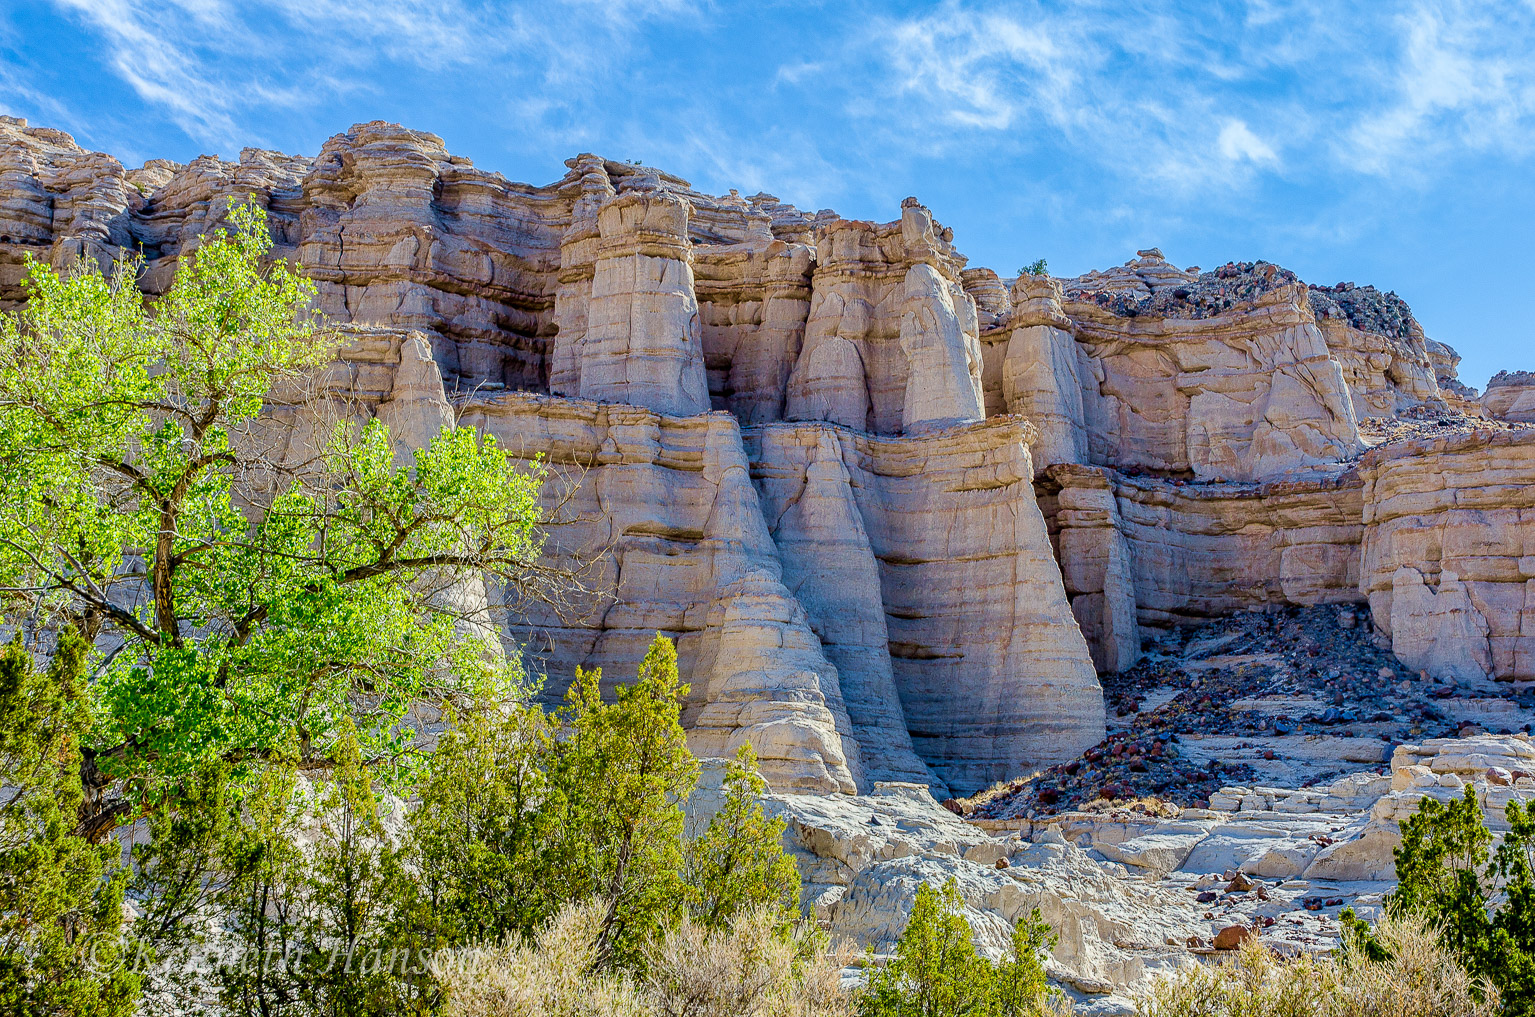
432,904,856,1017
1138,913,1497,1017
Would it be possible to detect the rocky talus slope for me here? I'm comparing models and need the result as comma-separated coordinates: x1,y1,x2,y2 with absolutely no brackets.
6,115,1534,1006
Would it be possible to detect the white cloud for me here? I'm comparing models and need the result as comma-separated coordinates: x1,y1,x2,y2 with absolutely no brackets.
15,0,1535,221
1218,120,1278,165
1345,1,1535,174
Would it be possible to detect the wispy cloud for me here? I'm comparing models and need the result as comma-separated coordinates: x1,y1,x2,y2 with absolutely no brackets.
1345,2,1535,175
42,0,702,153
833,0,1535,196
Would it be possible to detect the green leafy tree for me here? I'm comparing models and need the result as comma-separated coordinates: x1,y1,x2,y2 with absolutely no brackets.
1381,786,1535,1015
548,634,700,971
861,879,1060,1017
683,742,799,931
1018,260,1048,277
861,879,994,1017
0,199,549,837
0,631,139,1016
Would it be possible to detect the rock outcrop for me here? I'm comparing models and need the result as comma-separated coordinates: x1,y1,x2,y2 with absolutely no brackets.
5,111,1532,797
1483,370,1535,423
1062,258,1363,484
748,418,1102,792
10,111,1535,1007
1360,428,1535,682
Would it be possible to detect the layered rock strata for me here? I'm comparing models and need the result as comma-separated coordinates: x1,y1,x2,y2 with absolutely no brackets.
1483,371,1535,423
1360,428,1535,682
1033,466,1142,673
458,393,860,794
6,112,1533,793
747,418,1103,792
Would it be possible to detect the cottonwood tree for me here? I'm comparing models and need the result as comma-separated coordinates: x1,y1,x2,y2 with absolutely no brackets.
0,200,550,839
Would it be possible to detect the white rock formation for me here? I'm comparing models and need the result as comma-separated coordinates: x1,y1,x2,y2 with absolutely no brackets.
1361,429,1535,681
577,189,710,416
898,263,985,433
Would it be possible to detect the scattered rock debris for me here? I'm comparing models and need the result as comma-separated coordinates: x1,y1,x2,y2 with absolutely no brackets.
964,604,1533,820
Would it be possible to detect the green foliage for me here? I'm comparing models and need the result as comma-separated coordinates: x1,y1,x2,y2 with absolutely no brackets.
1379,786,1535,1015
860,879,1060,1017
406,702,560,948
1018,260,1048,277
991,912,1057,1017
406,634,804,976
0,631,139,1015
216,740,308,1016
1338,906,1390,964
166,726,425,1017
0,199,547,831
130,763,247,1011
545,635,700,970
295,720,412,1014
0,199,829,1011
684,743,800,931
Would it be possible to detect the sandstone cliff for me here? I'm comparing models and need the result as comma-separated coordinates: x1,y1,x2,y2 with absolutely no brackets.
4,112,1531,800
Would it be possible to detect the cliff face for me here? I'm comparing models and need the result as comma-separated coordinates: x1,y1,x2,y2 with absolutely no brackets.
5,113,1531,795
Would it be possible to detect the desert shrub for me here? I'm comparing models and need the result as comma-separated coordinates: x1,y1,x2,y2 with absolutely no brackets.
431,902,853,1017
1138,912,1496,1017
859,879,1064,1017
1018,260,1048,277
644,907,854,1017
410,634,803,974
430,903,645,1017
211,722,421,1017
1343,786,1535,1014
408,634,703,972
130,764,246,1014
542,636,700,971
0,631,139,1016
129,632,806,1013
133,724,424,1017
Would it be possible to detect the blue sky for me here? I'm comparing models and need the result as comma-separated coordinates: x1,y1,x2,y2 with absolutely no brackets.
4,0,1532,388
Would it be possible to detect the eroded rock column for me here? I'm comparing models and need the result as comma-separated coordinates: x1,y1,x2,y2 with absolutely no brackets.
581,190,710,416
1003,274,1088,467
1036,464,1141,673
898,262,985,432
549,154,614,398
748,426,940,791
